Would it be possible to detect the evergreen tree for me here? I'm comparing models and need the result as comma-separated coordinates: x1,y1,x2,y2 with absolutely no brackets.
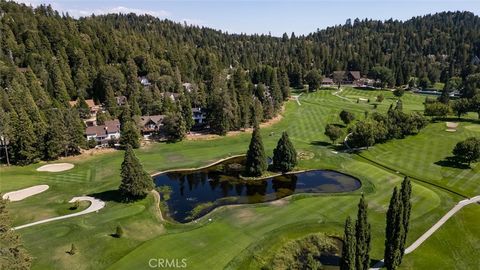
272,131,297,172
270,70,283,112
305,69,322,91
48,60,70,105
11,109,37,165
399,177,412,262
64,109,86,155
355,194,371,270
384,187,404,270
179,94,194,131
279,70,291,100
104,84,118,117
44,110,67,160
120,120,140,149
340,216,356,270
75,94,91,119
119,145,153,200
0,196,32,269
125,59,139,97
163,111,187,141
115,225,124,238
244,127,267,177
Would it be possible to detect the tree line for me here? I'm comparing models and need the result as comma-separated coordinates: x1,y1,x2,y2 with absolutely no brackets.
1,2,479,166
341,177,412,270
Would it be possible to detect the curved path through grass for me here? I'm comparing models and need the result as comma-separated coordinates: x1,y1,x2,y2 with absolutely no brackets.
370,195,480,270
13,196,105,230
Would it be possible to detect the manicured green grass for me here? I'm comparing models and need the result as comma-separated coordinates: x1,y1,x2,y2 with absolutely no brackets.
400,204,480,269
0,87,478,269
361,121,480,197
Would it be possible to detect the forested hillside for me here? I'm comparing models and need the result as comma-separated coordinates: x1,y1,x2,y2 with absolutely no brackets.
0,1,479,165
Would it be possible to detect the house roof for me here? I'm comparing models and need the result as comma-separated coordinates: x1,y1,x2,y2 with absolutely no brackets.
332,71,361,81
69,99,97,109
322,78,334,83
349,71,361,80
140,115,166,126
164,92,180,101
85,119,120,136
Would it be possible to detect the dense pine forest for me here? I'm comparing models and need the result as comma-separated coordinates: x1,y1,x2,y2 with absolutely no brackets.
0,1,479,165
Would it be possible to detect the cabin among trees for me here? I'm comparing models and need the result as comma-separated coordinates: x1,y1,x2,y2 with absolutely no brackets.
85,120,121,146
139,115,166,139
332,71,362,84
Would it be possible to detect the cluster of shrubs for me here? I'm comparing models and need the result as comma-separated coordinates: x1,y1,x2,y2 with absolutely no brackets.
348,101,428,148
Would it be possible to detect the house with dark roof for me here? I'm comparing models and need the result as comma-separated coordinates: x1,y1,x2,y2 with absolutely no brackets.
332,71,362,84
140,115,166,138
85,119,120,145
322,77,334,85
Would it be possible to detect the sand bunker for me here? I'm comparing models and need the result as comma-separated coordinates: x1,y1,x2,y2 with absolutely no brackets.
36,163,74,172
445,122,459,132
3,185,49,202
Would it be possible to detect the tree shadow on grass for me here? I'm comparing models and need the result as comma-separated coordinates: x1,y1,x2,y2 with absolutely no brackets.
88,190,124,203
310,141,347,152
310,141,331,147
431,117,480,125
434,157,471,169
370,259,383,268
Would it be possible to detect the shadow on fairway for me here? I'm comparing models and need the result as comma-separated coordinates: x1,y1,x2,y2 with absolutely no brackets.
310,140,331,147
88,190,124,203
310,141,347,152
435,157,471,169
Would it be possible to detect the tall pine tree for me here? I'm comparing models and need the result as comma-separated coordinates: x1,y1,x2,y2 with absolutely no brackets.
340,216,356,270
244,127,267,177
11,109,37,165
399,177,412,263
355,194,371,270
0,196,32,269
118,144,153,200
120,120,140,149
384,187,404,270
272,131,297,172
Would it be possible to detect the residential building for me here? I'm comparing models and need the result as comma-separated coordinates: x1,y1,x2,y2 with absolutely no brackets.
164,92,180,102
139,115,166,138
69,98,100,117
332,71,362,84
139,76,151,86
85,119,121,145
192,108,206,125
322,77,334,85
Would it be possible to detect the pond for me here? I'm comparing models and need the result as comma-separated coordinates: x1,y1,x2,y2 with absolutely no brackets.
154,157,361,223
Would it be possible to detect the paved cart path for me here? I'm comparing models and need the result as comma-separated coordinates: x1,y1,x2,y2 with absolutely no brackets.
370,195,480,269
13,196,105,230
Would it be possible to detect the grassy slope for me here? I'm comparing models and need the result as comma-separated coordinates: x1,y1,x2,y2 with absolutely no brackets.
0,88,478,269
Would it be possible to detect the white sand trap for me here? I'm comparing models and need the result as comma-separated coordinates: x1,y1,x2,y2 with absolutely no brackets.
3,185,49,202
36,163,74,172
14,196,105,230
446,129,457,132
446,122,459,129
